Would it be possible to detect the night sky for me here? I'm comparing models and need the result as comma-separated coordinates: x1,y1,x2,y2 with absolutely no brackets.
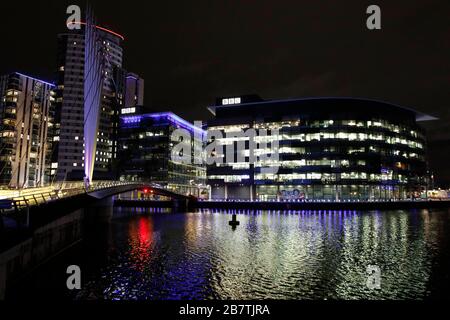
1,0,449,185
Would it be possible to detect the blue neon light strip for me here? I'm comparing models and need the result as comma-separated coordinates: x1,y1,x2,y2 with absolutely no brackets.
15,72,55,87
121,112,206,135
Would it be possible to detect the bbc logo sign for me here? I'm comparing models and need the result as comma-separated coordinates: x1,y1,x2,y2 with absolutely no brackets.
222,97,241,105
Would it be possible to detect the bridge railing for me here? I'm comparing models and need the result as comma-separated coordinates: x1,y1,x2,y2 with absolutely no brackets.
0,181,186,214
0,181,146,213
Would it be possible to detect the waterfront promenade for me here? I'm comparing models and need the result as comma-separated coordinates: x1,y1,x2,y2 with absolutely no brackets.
114,198,450,211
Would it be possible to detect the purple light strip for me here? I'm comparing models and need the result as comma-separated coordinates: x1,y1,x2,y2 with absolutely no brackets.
84,12,104,183
15,72,55,87
121,112,206,135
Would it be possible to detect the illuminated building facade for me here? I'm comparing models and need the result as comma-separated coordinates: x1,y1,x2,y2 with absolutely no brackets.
207,95,434,201
111,70,145,176
118,112,207,196
52,23,125,181
0,72,55,188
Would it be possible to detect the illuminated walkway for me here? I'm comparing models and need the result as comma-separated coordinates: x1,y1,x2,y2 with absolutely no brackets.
0,181,189,213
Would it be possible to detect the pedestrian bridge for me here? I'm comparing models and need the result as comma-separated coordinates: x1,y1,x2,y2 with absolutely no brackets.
0,181,191,214
0,182,196,300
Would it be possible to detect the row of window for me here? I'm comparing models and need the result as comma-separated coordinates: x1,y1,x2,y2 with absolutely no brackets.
252,119,421,137
214,133,424,149
209,171,409,183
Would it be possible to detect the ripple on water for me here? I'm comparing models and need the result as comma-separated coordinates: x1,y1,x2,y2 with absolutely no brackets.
74,209,450,300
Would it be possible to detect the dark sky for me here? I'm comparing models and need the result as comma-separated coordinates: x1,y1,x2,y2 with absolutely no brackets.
1,0,450,185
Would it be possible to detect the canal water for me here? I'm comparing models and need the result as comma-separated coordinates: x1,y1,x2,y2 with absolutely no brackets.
6,208,450,300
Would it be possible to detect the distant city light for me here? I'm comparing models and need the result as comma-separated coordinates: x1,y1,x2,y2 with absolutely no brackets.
121,107,136,114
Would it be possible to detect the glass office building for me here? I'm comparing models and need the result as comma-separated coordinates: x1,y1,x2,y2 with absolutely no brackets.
207,95,435,201
118,112,207,197
0,72,55,188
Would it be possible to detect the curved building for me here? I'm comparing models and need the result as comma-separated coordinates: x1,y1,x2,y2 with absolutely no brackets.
206,95,436,201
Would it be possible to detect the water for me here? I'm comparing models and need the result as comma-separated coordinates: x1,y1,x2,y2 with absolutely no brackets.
7,208,450,300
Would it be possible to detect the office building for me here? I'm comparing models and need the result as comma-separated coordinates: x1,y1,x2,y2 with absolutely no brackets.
118,112,207,196
207,95,435,201
111,69,145,177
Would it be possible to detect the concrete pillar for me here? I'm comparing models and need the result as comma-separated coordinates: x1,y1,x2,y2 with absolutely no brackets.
117,190,135,200
85,196,114,223
172,199,188,212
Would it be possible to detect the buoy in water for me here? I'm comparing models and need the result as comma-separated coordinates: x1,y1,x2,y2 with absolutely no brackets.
229,214,240,228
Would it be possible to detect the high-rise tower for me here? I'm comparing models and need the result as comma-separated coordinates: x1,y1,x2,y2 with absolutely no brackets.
53,20,125,182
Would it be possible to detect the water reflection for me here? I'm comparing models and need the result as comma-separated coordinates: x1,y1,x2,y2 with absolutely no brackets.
128,217,153,271
76,209,450,300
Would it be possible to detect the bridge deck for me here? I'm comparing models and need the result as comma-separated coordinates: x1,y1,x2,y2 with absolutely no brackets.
0,181,190,214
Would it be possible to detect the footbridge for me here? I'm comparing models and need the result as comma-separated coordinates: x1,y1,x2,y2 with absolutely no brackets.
0,181,192,215
0,181,196,238
0,181,195,300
